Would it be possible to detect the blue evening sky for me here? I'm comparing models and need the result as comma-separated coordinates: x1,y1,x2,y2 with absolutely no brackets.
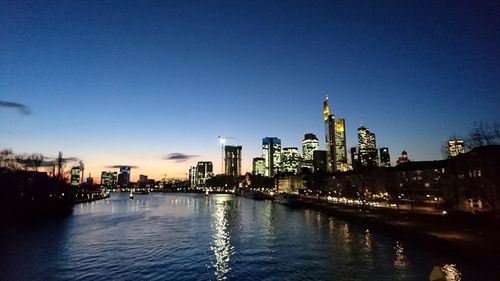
1,0,499,180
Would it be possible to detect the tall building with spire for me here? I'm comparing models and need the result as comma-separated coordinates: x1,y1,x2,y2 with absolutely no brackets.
323,95,348,172
324,95,336,173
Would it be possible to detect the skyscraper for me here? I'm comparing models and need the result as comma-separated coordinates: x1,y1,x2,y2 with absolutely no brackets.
118,166,131,187
379,147,391,167
262,137,281,177
196,161,213,185
70,167,81,187
281,147,301,174
101,171,117,187
302,133,319,172
252,157,265,176
189,166,197,189
224,145,242,177
302,133,320,161
335,118,348,171
358,126,378,167
324,96,336,173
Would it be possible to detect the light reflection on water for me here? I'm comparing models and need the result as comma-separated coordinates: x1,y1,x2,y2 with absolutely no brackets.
210,196,234,280
394,241,408,269
442,264,462,281
0,193,488,281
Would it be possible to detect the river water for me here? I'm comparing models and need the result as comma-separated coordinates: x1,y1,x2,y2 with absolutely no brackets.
0,193,490,280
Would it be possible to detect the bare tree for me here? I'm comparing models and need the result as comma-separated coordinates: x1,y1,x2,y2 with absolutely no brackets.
467,122,500,149
27,153,44,171
0,149,15,169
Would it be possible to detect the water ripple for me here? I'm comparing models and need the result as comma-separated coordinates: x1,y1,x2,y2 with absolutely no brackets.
0,193,489,281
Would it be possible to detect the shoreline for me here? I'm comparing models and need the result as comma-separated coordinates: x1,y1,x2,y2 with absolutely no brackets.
288,196,500,263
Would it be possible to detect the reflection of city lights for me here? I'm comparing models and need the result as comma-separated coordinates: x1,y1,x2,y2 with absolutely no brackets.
394,241,408,269
211,198,233,280
363,229,372,252
442,264,462,281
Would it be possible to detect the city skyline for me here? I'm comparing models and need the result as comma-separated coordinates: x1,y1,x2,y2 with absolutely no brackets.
1,1,499,181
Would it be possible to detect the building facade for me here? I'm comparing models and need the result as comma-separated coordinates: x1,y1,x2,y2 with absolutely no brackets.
262,137,281,177
324,96,336,173
335,118,348,171
101,171,117,187
70,167,81,187
196,161,213,186
302,133,319,172
447,139,465,158
224,145,242,177
281,147,301,174
252,157,265,176
358,126,378,168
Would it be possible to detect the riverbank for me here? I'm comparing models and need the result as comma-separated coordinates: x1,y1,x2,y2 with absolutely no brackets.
291,195,500,262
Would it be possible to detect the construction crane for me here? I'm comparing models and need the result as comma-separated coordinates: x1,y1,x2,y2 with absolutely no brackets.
218,135,237,174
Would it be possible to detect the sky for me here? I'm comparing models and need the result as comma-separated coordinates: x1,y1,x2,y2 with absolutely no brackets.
1,0,499,181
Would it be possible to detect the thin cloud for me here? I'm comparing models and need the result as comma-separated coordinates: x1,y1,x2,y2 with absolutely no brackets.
0,100,31,115
106,165,139,169
164,153,198,162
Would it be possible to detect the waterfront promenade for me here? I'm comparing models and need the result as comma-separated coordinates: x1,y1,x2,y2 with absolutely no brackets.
296,195,500,261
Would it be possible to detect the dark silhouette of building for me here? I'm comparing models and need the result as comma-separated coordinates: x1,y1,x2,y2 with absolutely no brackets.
380,147,391,167
397,151,410,165
118,166,131,188
313,150,327,173
351,146,359,170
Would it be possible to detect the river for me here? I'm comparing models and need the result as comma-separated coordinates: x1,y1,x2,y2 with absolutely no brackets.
0,193,490,280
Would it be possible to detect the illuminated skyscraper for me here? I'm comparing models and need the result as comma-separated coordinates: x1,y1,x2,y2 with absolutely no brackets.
281,147,301,174
70,167,81,187
335,118,348,171
302,133,319,172
302,134,319,160
252,157,265,176
189,166,197,189
224,145,242,177
262,137,281,177
101,171,117,187
324,96,336,173
379,147,391,167
447,139,465,157
196,161,213,185
358,126,378,167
